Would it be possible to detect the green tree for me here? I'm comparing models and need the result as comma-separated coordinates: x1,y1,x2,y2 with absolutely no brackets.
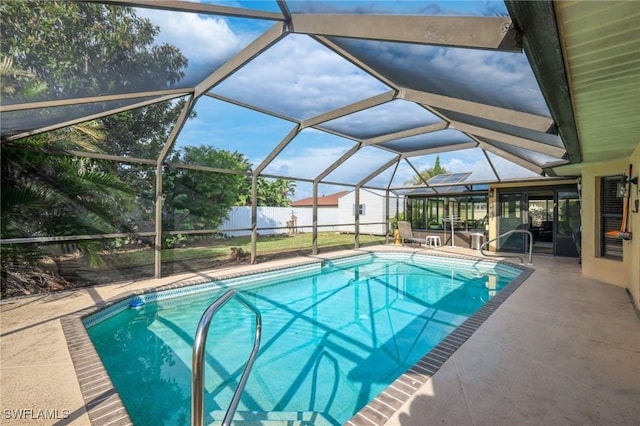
236,177,297,207
406,155,448,185
0,0,190,229
0,55,46,98
1,1,186,103
0,0,189,169
258,178,296,206
0,0,195,236
1,0,190,192
0,48,132,265
163,147,251,236
1,128,136,297
0,0,190,292
1,134,134,243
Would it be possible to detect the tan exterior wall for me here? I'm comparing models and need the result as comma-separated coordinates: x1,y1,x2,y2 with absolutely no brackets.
581,160,629,288
484,164,640,311
580,146,640,311
627,144,640,309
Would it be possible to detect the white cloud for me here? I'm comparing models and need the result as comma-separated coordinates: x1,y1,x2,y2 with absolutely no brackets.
264,144,403,199
325,147,397,183
442,158,469,172
213,34,390,120
356,39,549,116
321,100,442,139
262,144,354,179
441,151,499,181
137,8,242,64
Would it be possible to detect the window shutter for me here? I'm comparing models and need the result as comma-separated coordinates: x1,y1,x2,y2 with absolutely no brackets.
601,176,624,259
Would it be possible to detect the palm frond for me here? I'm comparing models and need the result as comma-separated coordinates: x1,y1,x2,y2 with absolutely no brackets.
0,55,35,78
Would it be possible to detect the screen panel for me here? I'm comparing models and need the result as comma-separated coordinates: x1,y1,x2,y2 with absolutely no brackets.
212,34,391,120
327,37,550,117
317,100,443,140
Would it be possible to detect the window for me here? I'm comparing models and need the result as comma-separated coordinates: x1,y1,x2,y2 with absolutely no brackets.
601,175,624,260
409,198,424,228
352,204,366,216
406,195,488,230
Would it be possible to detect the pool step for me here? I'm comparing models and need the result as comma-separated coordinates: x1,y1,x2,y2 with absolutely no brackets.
208,410,334,425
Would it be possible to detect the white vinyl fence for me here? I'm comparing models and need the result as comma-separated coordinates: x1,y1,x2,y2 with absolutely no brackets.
219,207,343,237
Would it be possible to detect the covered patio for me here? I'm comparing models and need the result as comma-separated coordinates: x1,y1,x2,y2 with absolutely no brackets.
1,247,638,425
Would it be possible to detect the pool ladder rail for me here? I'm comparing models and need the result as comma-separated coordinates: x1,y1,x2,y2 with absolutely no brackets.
480,229,534,265
191,289,262,426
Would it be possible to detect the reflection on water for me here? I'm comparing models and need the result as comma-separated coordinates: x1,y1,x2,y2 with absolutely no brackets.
88,255,518,425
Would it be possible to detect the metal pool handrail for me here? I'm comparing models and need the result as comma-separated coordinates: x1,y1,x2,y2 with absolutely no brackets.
480,229,534,265
192,289,262,426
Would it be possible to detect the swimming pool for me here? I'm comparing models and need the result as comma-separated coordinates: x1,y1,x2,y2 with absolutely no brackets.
84,252,524,425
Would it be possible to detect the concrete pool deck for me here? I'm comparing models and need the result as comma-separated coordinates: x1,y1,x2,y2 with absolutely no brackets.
1,246,638,425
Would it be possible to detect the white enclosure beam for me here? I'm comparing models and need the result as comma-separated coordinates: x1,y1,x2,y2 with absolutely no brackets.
451,121,566,157
314,143,362,183
157,95,195,162
0,88,191,113
403,141,478,158
386,160,401,191
251,174,258,263
363,122,448,146
357,155,401,187
93,0,283,20
354,188,361,248
482,148,501,182
205,93,298,124
259,173,313,183
478,141,544,175
314,36,399,89
275,0,292,23
312,182,319,255
5,93,183,142
302,90,396,128
155,96,195,277
154,163,163,278
293,15,521,51
400,88,554,132
51,150,157,165
403,157,437,193
165,163,249,175
254,124,301,175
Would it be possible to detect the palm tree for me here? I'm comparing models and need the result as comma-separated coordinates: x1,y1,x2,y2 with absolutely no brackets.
1,131,134,258
0,55,46,99
1,56,134,294
272,178,296,206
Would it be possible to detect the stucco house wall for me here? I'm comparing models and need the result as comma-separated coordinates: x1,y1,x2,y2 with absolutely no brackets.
580,142,640,310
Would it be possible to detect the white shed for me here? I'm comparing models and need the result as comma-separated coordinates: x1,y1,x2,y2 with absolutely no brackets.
338,189,405,235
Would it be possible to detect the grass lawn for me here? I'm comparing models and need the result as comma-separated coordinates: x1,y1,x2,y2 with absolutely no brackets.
104,232,387,268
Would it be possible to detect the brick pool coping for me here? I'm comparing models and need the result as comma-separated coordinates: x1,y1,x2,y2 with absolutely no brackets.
60,249,532,425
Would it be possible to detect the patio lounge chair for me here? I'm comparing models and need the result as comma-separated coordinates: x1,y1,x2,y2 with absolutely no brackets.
397,221,424,247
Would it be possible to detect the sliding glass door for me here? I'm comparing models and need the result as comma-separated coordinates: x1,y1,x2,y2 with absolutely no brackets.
556,190,580,257
497,187,580,257
498,192,526,251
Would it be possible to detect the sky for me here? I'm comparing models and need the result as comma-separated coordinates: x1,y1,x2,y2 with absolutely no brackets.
136,1,545,199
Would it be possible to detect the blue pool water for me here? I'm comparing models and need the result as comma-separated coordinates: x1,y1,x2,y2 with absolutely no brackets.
87,253,521,425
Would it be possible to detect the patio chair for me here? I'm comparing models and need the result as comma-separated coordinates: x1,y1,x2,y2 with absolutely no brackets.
397,221,424,247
